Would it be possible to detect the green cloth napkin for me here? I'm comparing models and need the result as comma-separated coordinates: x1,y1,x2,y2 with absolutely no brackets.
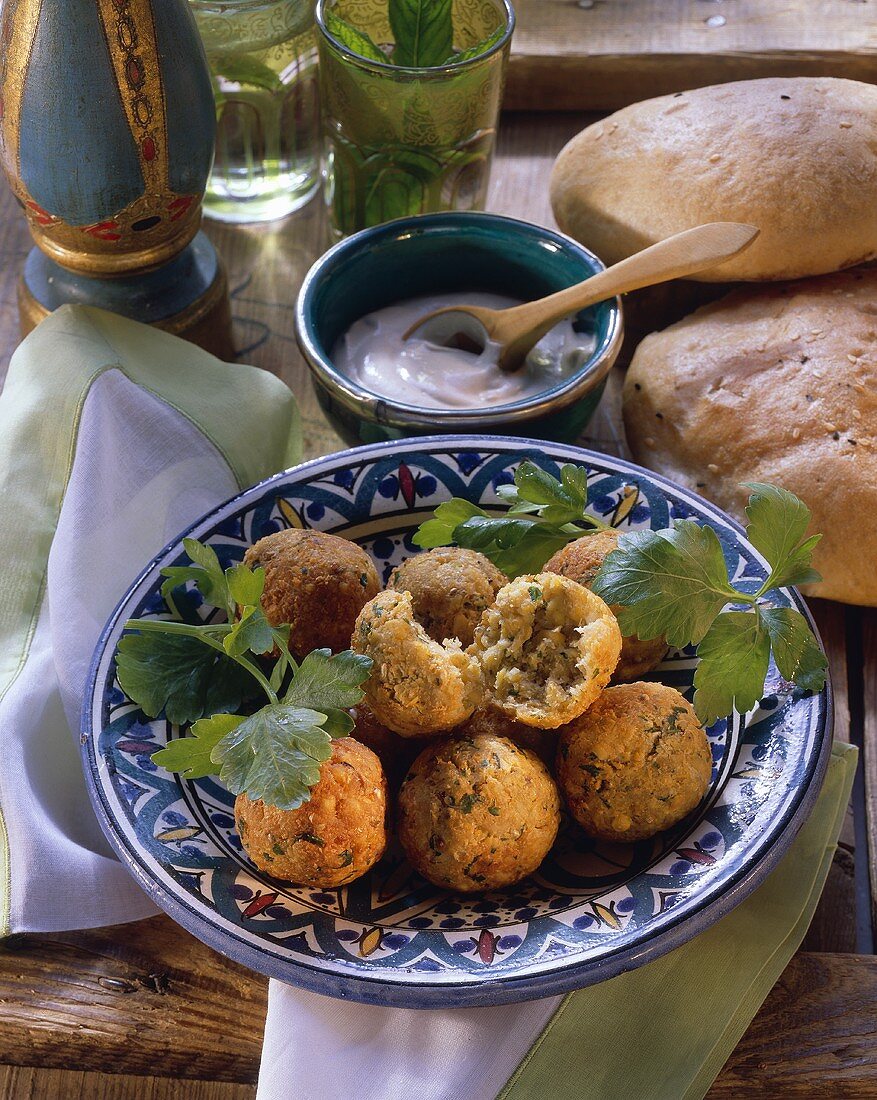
502,742,857,1100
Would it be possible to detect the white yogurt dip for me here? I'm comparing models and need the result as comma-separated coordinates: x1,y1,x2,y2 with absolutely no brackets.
330,291,597,410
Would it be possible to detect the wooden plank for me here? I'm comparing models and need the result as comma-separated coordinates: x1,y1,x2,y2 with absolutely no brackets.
0,916,266,1084
506,0,877,111
708,954,877,1098
0,1067,254,1100
2,914,876,1094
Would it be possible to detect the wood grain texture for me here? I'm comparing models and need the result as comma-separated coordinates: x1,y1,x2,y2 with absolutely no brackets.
0,1067,254,1100
862,608,877,935
506,0,877,110
708,954,877,1098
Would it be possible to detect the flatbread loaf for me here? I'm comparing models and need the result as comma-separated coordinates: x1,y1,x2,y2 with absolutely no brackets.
550,78,877,282
622,269,877,606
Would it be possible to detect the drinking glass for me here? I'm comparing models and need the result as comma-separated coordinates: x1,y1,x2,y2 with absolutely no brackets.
316,0,514,240
191,0,321,223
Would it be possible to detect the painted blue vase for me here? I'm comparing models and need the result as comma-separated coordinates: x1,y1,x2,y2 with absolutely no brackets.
0,0,233,353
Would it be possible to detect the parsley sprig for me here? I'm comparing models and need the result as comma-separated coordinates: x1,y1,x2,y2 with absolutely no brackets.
414,460,610,576
592,483,828,724
414,466,828,725
116,540,372,810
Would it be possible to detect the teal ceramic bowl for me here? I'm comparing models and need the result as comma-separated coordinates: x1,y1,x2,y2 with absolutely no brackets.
295,213,623,445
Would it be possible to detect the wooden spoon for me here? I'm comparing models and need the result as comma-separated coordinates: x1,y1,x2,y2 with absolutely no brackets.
403,221,759,371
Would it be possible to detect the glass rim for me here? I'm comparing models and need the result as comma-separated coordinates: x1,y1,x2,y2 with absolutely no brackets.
315,0,515,77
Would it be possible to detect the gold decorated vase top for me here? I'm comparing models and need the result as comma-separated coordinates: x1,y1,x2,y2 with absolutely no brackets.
0,0,216,276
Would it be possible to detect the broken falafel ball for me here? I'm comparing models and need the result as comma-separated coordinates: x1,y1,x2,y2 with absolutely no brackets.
244,528,379,658
469,572,621,729
235,737,387,887
387,547,506,647
352,590,481,738
545,531,669,681
398,733,560,892
556,682,712,843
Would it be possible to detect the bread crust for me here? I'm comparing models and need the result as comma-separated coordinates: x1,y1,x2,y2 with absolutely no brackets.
550,77,877,282
622,269,877,605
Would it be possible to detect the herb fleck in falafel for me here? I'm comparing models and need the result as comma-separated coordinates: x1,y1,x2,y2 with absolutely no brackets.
352,590,481,737
398,734,560,892
387,547,506,646
244,528,379,657
556,682,712,842
235,737,387,887
470,572,621,728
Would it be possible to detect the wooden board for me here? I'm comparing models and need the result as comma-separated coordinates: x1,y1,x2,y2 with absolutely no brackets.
507,0,877,110
2,913,877,1096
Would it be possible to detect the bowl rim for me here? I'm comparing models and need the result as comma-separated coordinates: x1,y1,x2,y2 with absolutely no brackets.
81,434,833,1009
294,212,624,431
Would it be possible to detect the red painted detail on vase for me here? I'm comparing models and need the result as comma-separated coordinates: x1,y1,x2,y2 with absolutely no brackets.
142,134,157,161
167,195,195,221
83,220,122,241
26,200,56,226
126,56,144,89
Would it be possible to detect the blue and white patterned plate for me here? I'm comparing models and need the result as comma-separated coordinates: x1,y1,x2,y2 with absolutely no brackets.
82,437,832,1008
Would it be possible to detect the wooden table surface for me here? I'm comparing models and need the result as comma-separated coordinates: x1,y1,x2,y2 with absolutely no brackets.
1,99,876,1100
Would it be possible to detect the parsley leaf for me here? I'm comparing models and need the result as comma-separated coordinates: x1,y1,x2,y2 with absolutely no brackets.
389,0,453,67
693,612,771,726
744,483,823,590
151,713,244,779
284,648,373,711
413,462,608,577
761,606,828,691
592,521,739,647
212,704,339,811
116,632,253,725
413,498,489,550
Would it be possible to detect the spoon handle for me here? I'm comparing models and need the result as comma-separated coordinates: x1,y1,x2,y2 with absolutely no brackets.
501,221,759,342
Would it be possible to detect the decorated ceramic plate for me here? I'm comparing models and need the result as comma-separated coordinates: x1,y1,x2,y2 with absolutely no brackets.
82,436,831,1008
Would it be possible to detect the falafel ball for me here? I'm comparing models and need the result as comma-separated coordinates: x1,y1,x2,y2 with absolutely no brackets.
387,547,506,647
556,683,712,843
244,528,379,658
235,737,387,887
349,701,423,786
470,572,621,729
353,590,481,738
461,706,557,768
398,734,561,892
545,532,669,681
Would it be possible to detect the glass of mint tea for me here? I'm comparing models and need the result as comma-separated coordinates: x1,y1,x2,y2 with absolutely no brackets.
316,0,514,239
191,0,321,223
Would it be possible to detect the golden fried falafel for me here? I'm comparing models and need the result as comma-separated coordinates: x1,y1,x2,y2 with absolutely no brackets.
244,528,379,658
545,532,669,681
469,572,621,729
398,734,560,892
387,547,506,647
461,707,557,768
235,737,387,887
349,701,423,786
352,590,481,737
556,683,712,843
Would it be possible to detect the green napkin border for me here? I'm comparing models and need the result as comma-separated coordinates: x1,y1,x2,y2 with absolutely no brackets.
500,742,857,1100
0,305,301,935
